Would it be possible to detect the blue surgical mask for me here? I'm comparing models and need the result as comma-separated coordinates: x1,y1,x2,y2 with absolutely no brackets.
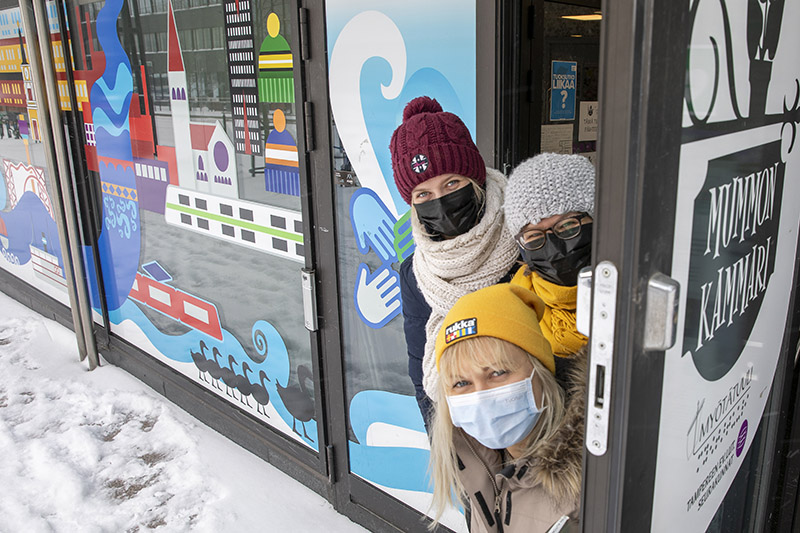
446,369,541,450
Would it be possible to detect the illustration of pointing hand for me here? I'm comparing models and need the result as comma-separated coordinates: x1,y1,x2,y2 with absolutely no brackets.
354,263,402,329
350,188,398,264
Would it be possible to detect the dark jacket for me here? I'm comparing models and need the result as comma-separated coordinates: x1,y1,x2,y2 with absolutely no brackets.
399,255,433,427
454,348,587,533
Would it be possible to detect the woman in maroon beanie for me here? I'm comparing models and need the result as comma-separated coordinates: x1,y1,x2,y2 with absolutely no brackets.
390,96,519,428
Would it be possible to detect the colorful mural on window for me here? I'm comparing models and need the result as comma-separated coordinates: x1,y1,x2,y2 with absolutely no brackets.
326,1,476,529
0,4,69,305
0,0,316,450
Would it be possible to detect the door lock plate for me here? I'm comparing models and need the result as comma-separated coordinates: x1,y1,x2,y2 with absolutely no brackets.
586,261,618,457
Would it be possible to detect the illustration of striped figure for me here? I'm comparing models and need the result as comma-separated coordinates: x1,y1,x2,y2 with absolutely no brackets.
264,109,300,196
258,13,294,103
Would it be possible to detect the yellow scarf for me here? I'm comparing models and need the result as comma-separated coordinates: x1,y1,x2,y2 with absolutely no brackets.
510,266,587,357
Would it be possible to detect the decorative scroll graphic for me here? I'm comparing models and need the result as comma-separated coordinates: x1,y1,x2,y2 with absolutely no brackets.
224,0,262,155
684,0,797,134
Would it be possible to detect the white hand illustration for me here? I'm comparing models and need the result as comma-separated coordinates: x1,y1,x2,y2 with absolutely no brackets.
354,263,402,329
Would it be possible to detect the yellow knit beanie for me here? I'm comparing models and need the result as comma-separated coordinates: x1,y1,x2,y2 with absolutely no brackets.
434,283,555,374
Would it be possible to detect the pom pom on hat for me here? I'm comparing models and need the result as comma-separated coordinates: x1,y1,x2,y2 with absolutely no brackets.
504,153,595,235
434,284,555,375
390,96,486,204
403,95,442,121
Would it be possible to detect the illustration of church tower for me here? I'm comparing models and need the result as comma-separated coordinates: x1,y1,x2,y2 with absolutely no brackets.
167,0,194,190
18,28,40,143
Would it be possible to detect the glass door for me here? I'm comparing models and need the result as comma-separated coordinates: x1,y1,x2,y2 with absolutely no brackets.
583,1,800,531
309,1,483,531
40,0,326,455
0,0,73,307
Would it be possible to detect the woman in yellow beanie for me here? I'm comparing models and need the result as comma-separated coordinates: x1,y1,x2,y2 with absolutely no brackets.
428,283,585,532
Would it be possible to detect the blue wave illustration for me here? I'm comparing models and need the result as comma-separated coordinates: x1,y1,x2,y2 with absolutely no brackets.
93,108,130,137
93,64,134,118
91,0,133,161
348,390,430,492
106,305,318,450
94,0,131,91
89,0,138,312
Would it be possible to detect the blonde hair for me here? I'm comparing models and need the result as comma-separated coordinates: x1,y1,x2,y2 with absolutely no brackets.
427,336,565,526
410,178,486,239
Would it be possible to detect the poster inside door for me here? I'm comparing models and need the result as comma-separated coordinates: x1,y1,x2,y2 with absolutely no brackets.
651,1,800,531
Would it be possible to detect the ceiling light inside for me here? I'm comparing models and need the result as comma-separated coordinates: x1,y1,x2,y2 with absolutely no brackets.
562,14,602,21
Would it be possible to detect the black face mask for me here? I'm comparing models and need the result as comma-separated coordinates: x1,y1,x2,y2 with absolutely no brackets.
520,223,593,286
414,186,484,239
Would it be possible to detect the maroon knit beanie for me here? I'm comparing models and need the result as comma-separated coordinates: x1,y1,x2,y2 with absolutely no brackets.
390,96,486,204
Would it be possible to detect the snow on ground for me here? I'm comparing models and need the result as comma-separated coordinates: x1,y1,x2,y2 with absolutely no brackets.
0,291,367,533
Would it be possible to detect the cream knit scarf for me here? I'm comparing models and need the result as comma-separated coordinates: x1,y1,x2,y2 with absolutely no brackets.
412,169,519,398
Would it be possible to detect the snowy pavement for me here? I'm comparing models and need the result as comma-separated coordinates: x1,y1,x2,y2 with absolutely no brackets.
0,291,367,533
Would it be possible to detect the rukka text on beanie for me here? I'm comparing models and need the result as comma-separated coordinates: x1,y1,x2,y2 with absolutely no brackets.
434,283,555,375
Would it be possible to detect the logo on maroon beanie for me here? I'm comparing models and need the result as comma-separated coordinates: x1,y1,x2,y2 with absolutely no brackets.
410,154,429,174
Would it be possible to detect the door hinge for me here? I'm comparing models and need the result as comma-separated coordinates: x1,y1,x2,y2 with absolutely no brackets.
326,444,336,482
299,7,310,61
303,101,315,152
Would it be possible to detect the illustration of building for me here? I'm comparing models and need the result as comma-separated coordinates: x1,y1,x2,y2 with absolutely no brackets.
223,0,262,156
168,0,238,199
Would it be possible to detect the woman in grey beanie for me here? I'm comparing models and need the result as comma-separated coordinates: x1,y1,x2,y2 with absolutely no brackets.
503,152,595,359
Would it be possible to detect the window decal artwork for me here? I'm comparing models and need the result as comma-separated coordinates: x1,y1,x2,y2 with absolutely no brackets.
326,1,476,529
0,4,70,304
0,0,317,451
651,1,800,531
257,12,293,104
264,108,300,196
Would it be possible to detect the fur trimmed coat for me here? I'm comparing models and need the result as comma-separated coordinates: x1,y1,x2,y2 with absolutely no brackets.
453,348,587,532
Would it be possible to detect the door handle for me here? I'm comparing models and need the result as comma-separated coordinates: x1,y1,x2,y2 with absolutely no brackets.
643,272,680,351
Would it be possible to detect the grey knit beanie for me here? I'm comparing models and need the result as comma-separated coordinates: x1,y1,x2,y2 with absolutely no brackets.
503,153,595,235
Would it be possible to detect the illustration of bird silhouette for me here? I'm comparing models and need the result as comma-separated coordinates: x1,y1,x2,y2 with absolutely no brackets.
276,364,314,441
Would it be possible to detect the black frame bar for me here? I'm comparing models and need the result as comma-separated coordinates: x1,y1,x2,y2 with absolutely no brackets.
581,0,688,530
